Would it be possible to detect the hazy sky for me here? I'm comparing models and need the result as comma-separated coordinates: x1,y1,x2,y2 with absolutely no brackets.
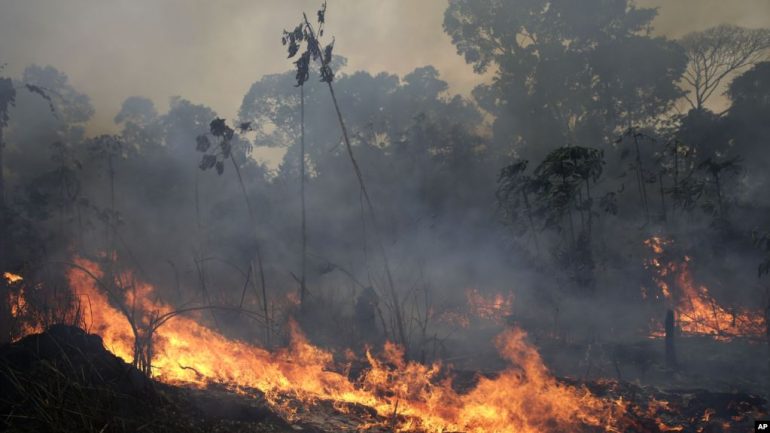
2,0,769,135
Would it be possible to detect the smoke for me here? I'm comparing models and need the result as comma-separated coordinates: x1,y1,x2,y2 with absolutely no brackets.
2,0,766,137
1,0,769,394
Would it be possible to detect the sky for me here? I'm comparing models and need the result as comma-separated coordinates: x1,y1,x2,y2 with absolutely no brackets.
1,0,769,136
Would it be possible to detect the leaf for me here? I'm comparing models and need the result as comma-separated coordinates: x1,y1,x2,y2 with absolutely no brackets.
195,134,211,152
317,1,326,24
0,78,17,125
215,161,225,175
288,39,299,58
199,154,217,171
238,121,252,132
320,64,334,83
323,40,334,64
209,118,234,140
295,51,311,86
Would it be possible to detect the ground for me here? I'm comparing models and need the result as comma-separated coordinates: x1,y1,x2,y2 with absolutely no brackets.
0,326,766,433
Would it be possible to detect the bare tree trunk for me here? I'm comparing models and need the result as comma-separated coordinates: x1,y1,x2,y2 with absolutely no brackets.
659,172,667,222
300,12,407,349
714,172,725,219
585,177,593,236
229,156,270,346
299,85,308,311
673,142,679,220
0,126,10,344
665,309,678,370
324,80,406,349
521,190,540,255
633,133,650,223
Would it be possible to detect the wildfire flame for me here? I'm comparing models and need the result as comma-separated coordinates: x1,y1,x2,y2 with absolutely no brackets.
3,271,23,284
55,257,625,432
466,288,514,324
643,236,765,341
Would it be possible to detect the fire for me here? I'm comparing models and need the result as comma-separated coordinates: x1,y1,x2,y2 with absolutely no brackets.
59,257,625,432
436,289,513,328
466,288,514,323
643,237,765,341
3,271,23,284
436,310,471,328
5,272,46,339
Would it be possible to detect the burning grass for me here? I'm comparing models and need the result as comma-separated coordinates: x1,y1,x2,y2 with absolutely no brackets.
2,256,767,433
63,257,626,433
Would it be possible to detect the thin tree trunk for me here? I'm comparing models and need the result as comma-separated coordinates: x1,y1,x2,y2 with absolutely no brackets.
659,172,667,222
673,142,679,218
562,173,576,246
302,12,406,349
665,309,677,370
521,190,540,255
584,178,593,236
714,172,724,218
0,126,10,344
633,133,650,223
229,155,270,346
299,85,308,311
327,81,407,348
577,187,586,234
105,152,118,317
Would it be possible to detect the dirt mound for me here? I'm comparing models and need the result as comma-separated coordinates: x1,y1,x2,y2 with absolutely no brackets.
0,325,292,433
0,325,159,432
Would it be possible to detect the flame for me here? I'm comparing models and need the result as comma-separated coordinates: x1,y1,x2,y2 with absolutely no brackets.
9,287,30,318
3,271,23,284
436,310,471,328
643,237,765,341
466,288,514,323
285,291,301,307
58,257,624,432
6,273,45,339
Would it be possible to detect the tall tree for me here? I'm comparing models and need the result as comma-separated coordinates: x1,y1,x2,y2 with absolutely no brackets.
282,3,413,347
679,25,770,111
444,0,685,161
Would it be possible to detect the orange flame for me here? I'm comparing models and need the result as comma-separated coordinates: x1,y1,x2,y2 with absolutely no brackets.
466,288,514,323
3,271,23,284
57,257,624,432
643,237,765,341
6,273,45,339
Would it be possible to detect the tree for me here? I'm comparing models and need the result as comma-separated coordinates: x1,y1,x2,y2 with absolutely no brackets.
680,25,770,111
497,159,541,253
282,3,415,348
497,146,605,289
443,0,685,161
697,156,742,219
196,118,271,345
0,68,60,343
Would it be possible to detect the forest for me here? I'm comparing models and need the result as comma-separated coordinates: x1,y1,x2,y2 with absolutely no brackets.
1,1,770,432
